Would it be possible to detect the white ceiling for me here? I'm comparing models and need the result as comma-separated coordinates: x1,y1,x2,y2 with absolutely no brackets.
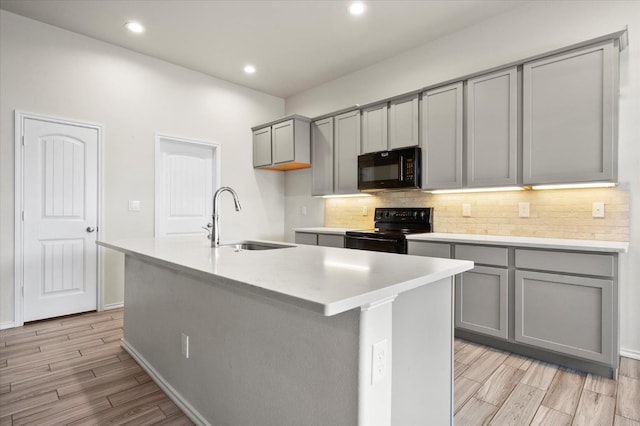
0,0,526,98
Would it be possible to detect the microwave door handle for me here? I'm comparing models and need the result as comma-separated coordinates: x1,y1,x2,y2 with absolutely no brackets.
399,156,404,182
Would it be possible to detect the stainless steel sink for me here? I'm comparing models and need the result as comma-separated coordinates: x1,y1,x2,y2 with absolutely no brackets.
219,241,293,251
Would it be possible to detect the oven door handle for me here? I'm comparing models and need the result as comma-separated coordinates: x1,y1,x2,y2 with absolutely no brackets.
346,236,400,244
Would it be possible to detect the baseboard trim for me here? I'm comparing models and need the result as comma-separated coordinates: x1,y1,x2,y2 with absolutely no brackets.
0,321,16,330
620,348,640,361
102,302,124,311
121,339,209,426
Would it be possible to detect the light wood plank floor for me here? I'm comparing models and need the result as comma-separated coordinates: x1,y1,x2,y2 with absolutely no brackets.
454,339,640,426
1,310,639,425
0,309,193,425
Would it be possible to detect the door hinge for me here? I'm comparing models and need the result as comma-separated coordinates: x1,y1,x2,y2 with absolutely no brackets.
21,211,24,221
21,135,25,146
21,286,24,297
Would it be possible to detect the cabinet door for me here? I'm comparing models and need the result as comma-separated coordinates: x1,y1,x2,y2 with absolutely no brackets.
389,94,419,150
295,232,318,245
253,127,272,167
466,67,518,187
523,41,617,184
361,103,387,154
334,110,361,194
421,83,463,189
311,118,334,196
272,119,294,164
515,270,614,364
317,234,344,248
455,266,509,339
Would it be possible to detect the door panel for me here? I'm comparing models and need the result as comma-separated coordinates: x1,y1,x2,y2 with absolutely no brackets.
157,137,215,236
23,118,98,322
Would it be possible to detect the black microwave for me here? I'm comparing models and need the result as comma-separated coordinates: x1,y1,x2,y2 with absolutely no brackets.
358,147,421,191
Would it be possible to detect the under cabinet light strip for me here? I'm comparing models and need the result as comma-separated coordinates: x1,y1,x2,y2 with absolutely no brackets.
318,193,374,199
426,186,525,194
531,182,617,190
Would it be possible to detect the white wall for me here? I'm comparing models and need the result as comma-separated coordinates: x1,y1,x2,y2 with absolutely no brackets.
285,1,640,356
0,11,285,325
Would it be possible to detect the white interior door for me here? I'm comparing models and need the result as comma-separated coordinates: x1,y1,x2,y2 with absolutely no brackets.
22,118,99,322
156,136,218,236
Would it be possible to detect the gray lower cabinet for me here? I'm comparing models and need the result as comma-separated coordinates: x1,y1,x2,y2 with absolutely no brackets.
407,239,620,375
407,241,451,258
295,232,318,245
334,110,361,194
421,82,463,190
456,266,509,340
311,117,334,196
454,244,509,340
295,231,344,248
523,40,618,185
515,270,613,364
514,248,616,365
466,67,519,187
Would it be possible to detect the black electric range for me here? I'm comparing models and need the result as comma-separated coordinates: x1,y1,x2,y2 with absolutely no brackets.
344,207,433,254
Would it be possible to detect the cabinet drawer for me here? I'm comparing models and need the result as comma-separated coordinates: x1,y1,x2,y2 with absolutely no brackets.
455,245,508,267
407,241,451,259
515,249,615,277
295,232,318,245
317,234,344,248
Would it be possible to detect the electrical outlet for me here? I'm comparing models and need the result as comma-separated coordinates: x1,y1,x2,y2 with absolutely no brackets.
519,202,530,218
181,333,190,359
371,339,388,384
362,206,368,216
462,203,471,217
300,206,307,216
592,202,605,218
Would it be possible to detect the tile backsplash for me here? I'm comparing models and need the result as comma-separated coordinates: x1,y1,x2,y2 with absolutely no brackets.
325,187,629,241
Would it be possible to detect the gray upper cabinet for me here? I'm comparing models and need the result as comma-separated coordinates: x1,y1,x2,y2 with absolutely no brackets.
466,67,519,187
361,103,388,154
523,41,618,184
388,94,420,150
311,117,334,196
252,127,272,168
252,115,310,171
421,82,463,190
334,110,361,194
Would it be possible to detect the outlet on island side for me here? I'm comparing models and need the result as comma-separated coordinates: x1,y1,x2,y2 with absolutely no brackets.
371,339,388,385
181,333,190,359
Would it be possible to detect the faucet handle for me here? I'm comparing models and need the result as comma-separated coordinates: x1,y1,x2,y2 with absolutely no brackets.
202,223,213,240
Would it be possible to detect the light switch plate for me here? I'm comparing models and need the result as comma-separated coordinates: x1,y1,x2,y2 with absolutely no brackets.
128,200,141,212
519,202,530,218
462,204,471,217
592,202,605,218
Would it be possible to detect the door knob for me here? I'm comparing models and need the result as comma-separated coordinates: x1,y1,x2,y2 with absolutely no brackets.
86,227,96,233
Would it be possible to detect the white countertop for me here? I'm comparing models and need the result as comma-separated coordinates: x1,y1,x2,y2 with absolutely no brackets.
98,237,473,316
293,227,351,235
407,233,629,253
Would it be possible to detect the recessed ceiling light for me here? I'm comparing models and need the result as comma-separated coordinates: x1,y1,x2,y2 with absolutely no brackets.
348,2,366,16
243,65,256,74
125,21,145,34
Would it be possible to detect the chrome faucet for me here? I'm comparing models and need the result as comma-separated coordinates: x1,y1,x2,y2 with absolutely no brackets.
210,187,242,247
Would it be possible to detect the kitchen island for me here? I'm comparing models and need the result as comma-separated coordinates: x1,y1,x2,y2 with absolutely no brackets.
98,236,473,426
